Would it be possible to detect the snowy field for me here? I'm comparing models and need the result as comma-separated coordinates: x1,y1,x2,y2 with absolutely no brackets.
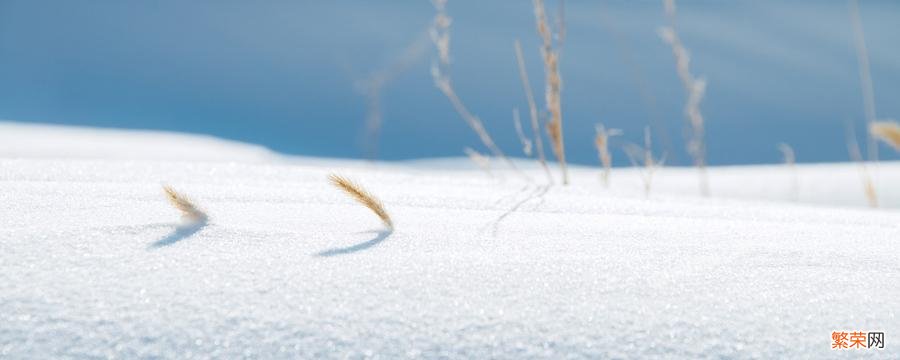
1,122,898,358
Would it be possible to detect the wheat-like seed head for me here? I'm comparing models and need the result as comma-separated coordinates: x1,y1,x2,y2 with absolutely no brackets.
162,185,207,222
870,121,900,151
328,174,393,229
533,0,568,184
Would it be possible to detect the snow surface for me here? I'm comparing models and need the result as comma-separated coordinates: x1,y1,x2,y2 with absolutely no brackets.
1,122,898,358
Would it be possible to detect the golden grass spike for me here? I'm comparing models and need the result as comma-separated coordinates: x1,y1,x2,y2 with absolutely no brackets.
534,0,568,185
870,121,900,151
328,174,393,229
162,185,208,222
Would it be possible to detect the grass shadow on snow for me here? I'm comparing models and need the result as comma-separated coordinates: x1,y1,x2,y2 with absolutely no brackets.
315,229,393,257
148,220,208,249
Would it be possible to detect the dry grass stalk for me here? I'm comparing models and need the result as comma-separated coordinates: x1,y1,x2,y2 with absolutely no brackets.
658,0,709,196
847,126,878,208
663,0,676,19
777,143,799,202
624,127,665,197
429,0,522,176
555,0,566,48
328,174,394,229
512,108,533,156
358,33,428,160
162,185,208,222
533,0,568,185
595,124,622,188
514,39,553,183
430,66,505,160
464,147,494,177
429,0,452,66
849,0,878,161
596,5,675,165
870,121,900,151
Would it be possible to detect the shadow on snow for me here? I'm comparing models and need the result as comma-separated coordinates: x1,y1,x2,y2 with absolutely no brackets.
315,229,393,257
148,220,208,249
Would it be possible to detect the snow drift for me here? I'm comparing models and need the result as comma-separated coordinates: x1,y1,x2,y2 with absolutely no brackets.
1,122,897,358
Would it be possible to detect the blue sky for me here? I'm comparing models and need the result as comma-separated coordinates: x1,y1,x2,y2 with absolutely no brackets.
1,0,898,165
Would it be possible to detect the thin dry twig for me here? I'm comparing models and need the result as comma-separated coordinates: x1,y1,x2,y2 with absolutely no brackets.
777,143,799,202
357,32,429,160
514,39,553,183
624,127,665,197
658,0,708,196
512,108,533,157
328,174,394,229
429,0,452,67
429,0,524,178
162,185,208,222
847,124,878,208
596,3,675,164
555,0,566,49
595,124,622,188
849,0,878,161
464,147,494,177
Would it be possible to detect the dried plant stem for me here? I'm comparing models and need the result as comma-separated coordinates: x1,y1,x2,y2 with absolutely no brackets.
358,32,428,160
624,127,665,197
659,0,709,196
849,0,878,162
464,147,494,177
595,124,621,188
596,4,676,164
642,128,657,196
431,69,506,160
514,40,553,184
429,0,524,178
162,185,208,222
512,108,533,157
429,0,452,67
328,174,394,229
533,0,568,185
777,143,798,202
847,124,878,208
555,0,566,49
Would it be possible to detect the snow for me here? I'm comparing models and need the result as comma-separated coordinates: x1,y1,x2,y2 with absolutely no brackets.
1,122,898,358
